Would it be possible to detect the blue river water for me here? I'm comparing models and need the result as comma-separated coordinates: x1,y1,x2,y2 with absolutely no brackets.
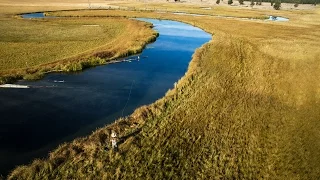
0,18,211,175
21,12,45,18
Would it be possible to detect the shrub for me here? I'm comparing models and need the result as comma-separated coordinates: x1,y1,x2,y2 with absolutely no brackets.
23,72,44,80
228,0,233,4
0,76,20,84
273,0,281,9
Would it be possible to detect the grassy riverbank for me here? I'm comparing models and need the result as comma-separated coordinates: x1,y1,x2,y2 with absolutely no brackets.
0,12,157,84
5,2,320,180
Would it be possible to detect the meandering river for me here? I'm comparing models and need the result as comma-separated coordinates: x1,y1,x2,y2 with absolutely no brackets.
0,18,211,176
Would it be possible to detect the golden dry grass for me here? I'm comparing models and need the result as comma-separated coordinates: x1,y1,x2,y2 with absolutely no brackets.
109,1,270,18
5,2,320,180
0,18,124,70
0,11,157,83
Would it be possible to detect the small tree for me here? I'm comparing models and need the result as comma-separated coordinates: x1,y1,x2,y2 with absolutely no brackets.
271,0,274,6
239,0,244,5
273,0,281,10
216,0,220,4
228,0,233,4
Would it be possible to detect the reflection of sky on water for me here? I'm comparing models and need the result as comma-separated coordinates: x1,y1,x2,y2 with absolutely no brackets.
21,13,45,18
136,18,212,39
152,40,194,52
152,36,209,52
268,16,289,21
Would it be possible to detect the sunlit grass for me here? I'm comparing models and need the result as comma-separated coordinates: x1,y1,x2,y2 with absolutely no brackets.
5,2,320,180
107,1,270,18
47,3,269,19
0,15,157,83
0,18,122,69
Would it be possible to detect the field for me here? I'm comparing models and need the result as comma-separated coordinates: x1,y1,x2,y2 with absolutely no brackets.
1,0,320,179
0,3,157,83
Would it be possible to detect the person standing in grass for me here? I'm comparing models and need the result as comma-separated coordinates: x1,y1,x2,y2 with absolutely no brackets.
111,130,118,150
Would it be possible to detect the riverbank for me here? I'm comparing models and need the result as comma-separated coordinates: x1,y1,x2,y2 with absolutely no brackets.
6,2,320,180
0,13,158,84
0,17,210,177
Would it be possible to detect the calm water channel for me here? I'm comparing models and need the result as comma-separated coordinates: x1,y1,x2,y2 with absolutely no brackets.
0,18,211,176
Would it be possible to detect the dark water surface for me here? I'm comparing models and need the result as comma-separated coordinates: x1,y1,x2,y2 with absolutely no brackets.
0,18,211,176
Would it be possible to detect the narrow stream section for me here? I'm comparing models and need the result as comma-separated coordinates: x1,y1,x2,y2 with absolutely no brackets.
0,18,211,175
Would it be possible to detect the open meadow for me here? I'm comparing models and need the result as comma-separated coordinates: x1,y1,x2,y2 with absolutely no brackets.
0,1,157,83
0,0,320,179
